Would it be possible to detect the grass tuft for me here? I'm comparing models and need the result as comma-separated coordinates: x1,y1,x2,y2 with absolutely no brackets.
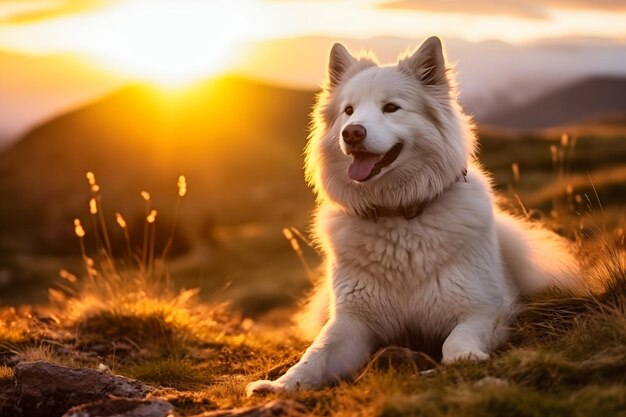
0,308,31,346
122,358,206,390
0,365,12,382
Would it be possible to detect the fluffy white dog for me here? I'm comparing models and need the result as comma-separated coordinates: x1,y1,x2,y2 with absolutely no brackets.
247,36,584,395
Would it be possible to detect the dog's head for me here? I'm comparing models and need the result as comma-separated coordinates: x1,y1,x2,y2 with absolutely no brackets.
305,36,476,213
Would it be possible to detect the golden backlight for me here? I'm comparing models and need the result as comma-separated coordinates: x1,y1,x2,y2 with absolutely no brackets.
0,1,262,87
1,0,625,90
82,1,259,87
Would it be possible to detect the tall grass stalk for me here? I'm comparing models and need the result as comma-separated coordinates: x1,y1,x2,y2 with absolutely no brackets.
141,191,152,275
65,173,190,303
549,133,579,219
115,212,133,261
283,227,314,281
159,175,187,279
86,172,113,257
147,209,158,278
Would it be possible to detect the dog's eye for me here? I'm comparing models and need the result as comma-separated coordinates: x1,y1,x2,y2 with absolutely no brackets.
383,103,400,113
344,106,354,116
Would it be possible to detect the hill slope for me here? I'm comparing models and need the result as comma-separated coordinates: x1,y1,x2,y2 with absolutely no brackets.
0,51,128,147
481,77,626,130
0,77,316,254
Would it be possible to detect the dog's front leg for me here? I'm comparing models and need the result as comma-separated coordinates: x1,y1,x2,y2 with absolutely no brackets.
441,316,496,363
246,313,373,395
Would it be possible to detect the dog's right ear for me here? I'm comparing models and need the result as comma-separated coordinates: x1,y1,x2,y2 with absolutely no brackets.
328,43,357,87
401,36,448,87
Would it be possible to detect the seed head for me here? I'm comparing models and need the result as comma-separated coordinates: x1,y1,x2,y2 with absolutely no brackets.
89,198,98,214
177,175,187,197
290,238,301,253
59,269,77,283
511,163,520,182
147,209,158,223
115,212,127,229
86,171,96,186
141,191,151,201
48,288,66,303
241,318,254,331
550,145,558,163
282,227,294,240
86,172,100,193
74,218,85,238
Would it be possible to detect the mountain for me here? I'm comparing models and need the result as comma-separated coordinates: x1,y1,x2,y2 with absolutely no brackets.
236,36,626,119
4,36,626,145
481,77,626,130
0,77,316,255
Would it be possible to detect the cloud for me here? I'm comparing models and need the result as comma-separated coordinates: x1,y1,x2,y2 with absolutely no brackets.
0,0,116,24
379,0,548,19
544,0,626,12
378,0,626,19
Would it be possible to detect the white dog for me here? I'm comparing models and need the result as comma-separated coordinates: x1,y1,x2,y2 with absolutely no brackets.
247,36,584,395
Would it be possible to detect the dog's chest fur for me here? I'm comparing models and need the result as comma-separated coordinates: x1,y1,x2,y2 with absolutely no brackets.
315,182,507,349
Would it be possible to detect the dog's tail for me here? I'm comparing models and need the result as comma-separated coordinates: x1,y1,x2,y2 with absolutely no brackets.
294,275,331,341
496,212,588,295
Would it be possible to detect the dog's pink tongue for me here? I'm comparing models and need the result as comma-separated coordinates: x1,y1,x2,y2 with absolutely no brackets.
348,153,380,181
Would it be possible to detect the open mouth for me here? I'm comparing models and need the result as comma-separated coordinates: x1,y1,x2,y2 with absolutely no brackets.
347,142,403,182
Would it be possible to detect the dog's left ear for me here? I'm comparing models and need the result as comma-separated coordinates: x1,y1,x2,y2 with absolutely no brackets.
328,43,357,87
401,36,447,86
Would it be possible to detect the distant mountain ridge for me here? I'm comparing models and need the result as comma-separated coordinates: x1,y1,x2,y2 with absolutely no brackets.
481,76,626,130
3,35,626,146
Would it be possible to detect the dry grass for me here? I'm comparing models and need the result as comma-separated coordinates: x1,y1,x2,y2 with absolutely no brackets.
0,365,12,381
2,223,618,416
0,310,29,345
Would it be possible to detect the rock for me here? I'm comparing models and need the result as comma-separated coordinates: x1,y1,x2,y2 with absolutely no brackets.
193,399,308,417
63,398,177,417
14,361,154,417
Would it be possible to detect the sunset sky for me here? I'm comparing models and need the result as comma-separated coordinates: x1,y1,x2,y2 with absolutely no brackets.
1,0,625,143
2,0,626,83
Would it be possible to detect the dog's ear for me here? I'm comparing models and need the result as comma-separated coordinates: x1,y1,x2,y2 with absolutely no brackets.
402,36,447,86
328,43,357,87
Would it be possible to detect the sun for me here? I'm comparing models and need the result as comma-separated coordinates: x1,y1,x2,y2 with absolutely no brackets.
76,1,260,87
0,0,258,88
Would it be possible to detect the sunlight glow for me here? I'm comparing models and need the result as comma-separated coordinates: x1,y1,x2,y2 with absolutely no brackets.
82,1,259,86
0,0,262,86
0,0,625,87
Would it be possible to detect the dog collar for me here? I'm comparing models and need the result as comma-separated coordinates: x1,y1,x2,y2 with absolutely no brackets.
353,168,467,222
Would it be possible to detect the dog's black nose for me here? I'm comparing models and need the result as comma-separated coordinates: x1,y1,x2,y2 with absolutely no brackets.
342,124,366,145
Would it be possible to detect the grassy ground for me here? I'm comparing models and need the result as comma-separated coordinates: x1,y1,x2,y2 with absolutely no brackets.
1,237,626,416
2,131,626,416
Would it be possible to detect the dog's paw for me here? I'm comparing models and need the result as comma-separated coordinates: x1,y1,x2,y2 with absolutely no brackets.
246,379,286,396
442,350,490,364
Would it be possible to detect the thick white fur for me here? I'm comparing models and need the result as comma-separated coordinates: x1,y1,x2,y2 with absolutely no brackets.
247,37,583,395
